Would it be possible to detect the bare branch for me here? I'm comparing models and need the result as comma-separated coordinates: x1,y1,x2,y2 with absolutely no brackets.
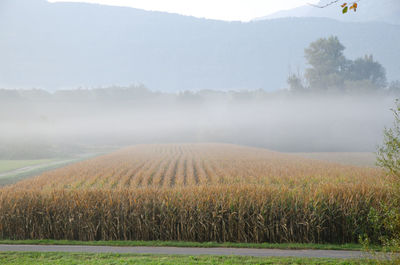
307,0,340,8
308,0,360,10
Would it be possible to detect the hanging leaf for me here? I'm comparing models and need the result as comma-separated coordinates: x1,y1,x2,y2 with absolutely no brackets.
341,3,347,8
342,6,348,13
352,3,358,12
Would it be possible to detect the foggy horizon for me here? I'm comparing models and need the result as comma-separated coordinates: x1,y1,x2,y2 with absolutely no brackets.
1,86,396,160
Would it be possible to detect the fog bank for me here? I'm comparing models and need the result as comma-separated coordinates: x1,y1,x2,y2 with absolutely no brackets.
0,87,395,158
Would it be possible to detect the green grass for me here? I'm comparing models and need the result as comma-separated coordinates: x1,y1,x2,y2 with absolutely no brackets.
0,160,55,174
0,240,381,251
0,252,386,265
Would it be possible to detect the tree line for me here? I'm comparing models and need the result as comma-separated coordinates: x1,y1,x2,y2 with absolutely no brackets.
288,36,399,93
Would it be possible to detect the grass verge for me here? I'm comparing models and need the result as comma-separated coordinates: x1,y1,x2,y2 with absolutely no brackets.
0,240,381,251
0,252,385,265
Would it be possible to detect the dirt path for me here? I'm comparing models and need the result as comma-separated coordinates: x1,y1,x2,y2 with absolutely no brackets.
0,245,377,259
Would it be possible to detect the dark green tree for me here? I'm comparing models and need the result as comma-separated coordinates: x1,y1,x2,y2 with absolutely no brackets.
346,55,387,88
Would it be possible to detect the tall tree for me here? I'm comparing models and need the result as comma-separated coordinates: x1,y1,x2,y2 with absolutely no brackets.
304,36,347,89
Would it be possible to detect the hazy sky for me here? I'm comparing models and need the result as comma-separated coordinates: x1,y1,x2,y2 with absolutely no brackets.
48,0,319,21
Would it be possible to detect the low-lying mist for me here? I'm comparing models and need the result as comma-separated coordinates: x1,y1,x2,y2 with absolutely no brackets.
0,86,395,159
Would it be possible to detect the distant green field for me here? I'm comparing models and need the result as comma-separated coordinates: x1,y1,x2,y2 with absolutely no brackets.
0,160,55,174
0,153,111,186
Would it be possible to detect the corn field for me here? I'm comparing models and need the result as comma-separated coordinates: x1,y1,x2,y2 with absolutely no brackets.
0,144,394,243
11,143,387,190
